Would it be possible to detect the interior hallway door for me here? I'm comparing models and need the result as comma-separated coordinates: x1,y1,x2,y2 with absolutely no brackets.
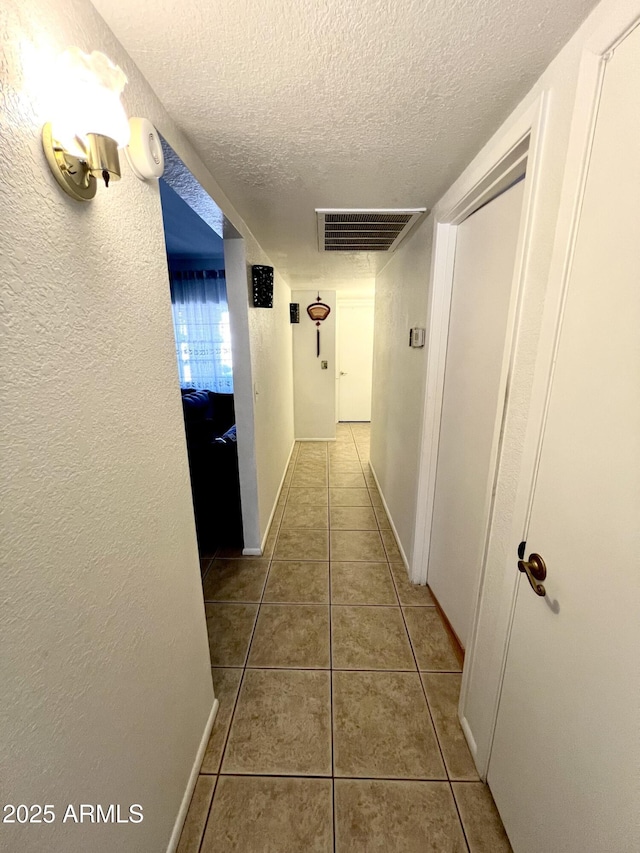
337,301,375,422
488,25,640,852
428,179,525,647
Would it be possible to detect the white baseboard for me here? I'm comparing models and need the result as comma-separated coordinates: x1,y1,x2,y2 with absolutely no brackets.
166,698,219,853
255,439,296,555
295,437,337,442
460,714,484,780
368,462,411,575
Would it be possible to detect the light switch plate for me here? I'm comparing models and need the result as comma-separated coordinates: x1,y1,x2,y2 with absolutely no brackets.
410,327,426,347
321,360,328,369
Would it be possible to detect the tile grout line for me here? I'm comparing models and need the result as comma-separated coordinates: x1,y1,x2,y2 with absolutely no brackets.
334,422,362,849
335,423,360,851
194,772,220,853
210,664,461,672
386,541,472,853
197,444,297,851
207,602,445,610
215,772,469,782
449,780,473,853
197,427,474,850
327,437,337,853
194,447,292,853
191,450,284,851
200,557,213,584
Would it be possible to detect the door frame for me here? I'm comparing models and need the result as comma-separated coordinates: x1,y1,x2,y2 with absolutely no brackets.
161,141,262,554
336,296,375,423
411,93,548,590
458,8,640,778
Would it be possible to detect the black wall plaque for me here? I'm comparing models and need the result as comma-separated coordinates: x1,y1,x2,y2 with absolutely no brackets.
289,303,300,323
251,265,274,308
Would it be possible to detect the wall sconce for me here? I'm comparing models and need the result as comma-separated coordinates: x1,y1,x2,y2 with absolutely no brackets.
42,48,131,201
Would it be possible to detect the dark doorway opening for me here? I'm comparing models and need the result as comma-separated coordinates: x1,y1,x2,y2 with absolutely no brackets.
159,164,243,555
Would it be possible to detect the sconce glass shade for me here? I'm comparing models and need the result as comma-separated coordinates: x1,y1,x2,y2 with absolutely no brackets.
44,48,130,197
50,48,129,158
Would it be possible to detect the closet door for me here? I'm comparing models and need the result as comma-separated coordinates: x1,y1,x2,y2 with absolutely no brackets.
488,24,640,852
428,180,524,646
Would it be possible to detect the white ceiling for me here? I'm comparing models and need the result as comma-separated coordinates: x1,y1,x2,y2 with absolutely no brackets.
94,0,597,289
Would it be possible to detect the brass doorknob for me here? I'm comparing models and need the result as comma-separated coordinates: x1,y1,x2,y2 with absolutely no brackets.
518,553,547,597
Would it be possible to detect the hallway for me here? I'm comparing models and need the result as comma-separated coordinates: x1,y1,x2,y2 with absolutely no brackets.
178,424,511,851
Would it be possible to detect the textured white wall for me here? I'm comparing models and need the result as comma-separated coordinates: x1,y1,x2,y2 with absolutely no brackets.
292,290,337,439
0,0,291,849
370,222,433,564
248,266,295,537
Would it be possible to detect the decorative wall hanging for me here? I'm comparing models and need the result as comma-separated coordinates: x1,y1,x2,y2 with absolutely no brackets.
306,293,331,357
251,265,274,308
289,303,300,323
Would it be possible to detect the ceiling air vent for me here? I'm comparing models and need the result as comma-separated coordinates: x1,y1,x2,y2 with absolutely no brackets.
316,208,426,252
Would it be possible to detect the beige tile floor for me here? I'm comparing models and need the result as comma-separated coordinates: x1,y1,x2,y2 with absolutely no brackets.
180,423,512,852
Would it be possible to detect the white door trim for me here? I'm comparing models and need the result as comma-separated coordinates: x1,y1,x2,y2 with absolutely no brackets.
223,236,261,552
411,93,547,588
459,9,640,778
160,147,262,553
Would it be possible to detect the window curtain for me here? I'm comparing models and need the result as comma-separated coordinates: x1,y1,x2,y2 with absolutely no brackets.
170,269,233,393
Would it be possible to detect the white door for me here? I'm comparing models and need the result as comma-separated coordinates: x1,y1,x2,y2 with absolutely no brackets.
337,301,375,422
429,180,525,647
488,26,640,853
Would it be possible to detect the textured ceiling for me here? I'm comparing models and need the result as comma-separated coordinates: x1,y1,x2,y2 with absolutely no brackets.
93,0,597,289
159,179,224,259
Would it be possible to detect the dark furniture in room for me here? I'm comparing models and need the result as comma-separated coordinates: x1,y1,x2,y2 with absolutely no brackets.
180,390,243,553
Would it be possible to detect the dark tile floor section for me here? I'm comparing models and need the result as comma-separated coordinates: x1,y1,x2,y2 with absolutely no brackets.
178,423,512,852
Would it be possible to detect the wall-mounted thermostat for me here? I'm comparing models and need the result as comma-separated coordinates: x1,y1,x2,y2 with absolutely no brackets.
409,328,426,347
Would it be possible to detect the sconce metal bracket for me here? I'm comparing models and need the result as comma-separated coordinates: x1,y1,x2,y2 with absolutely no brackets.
42,123,97,202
